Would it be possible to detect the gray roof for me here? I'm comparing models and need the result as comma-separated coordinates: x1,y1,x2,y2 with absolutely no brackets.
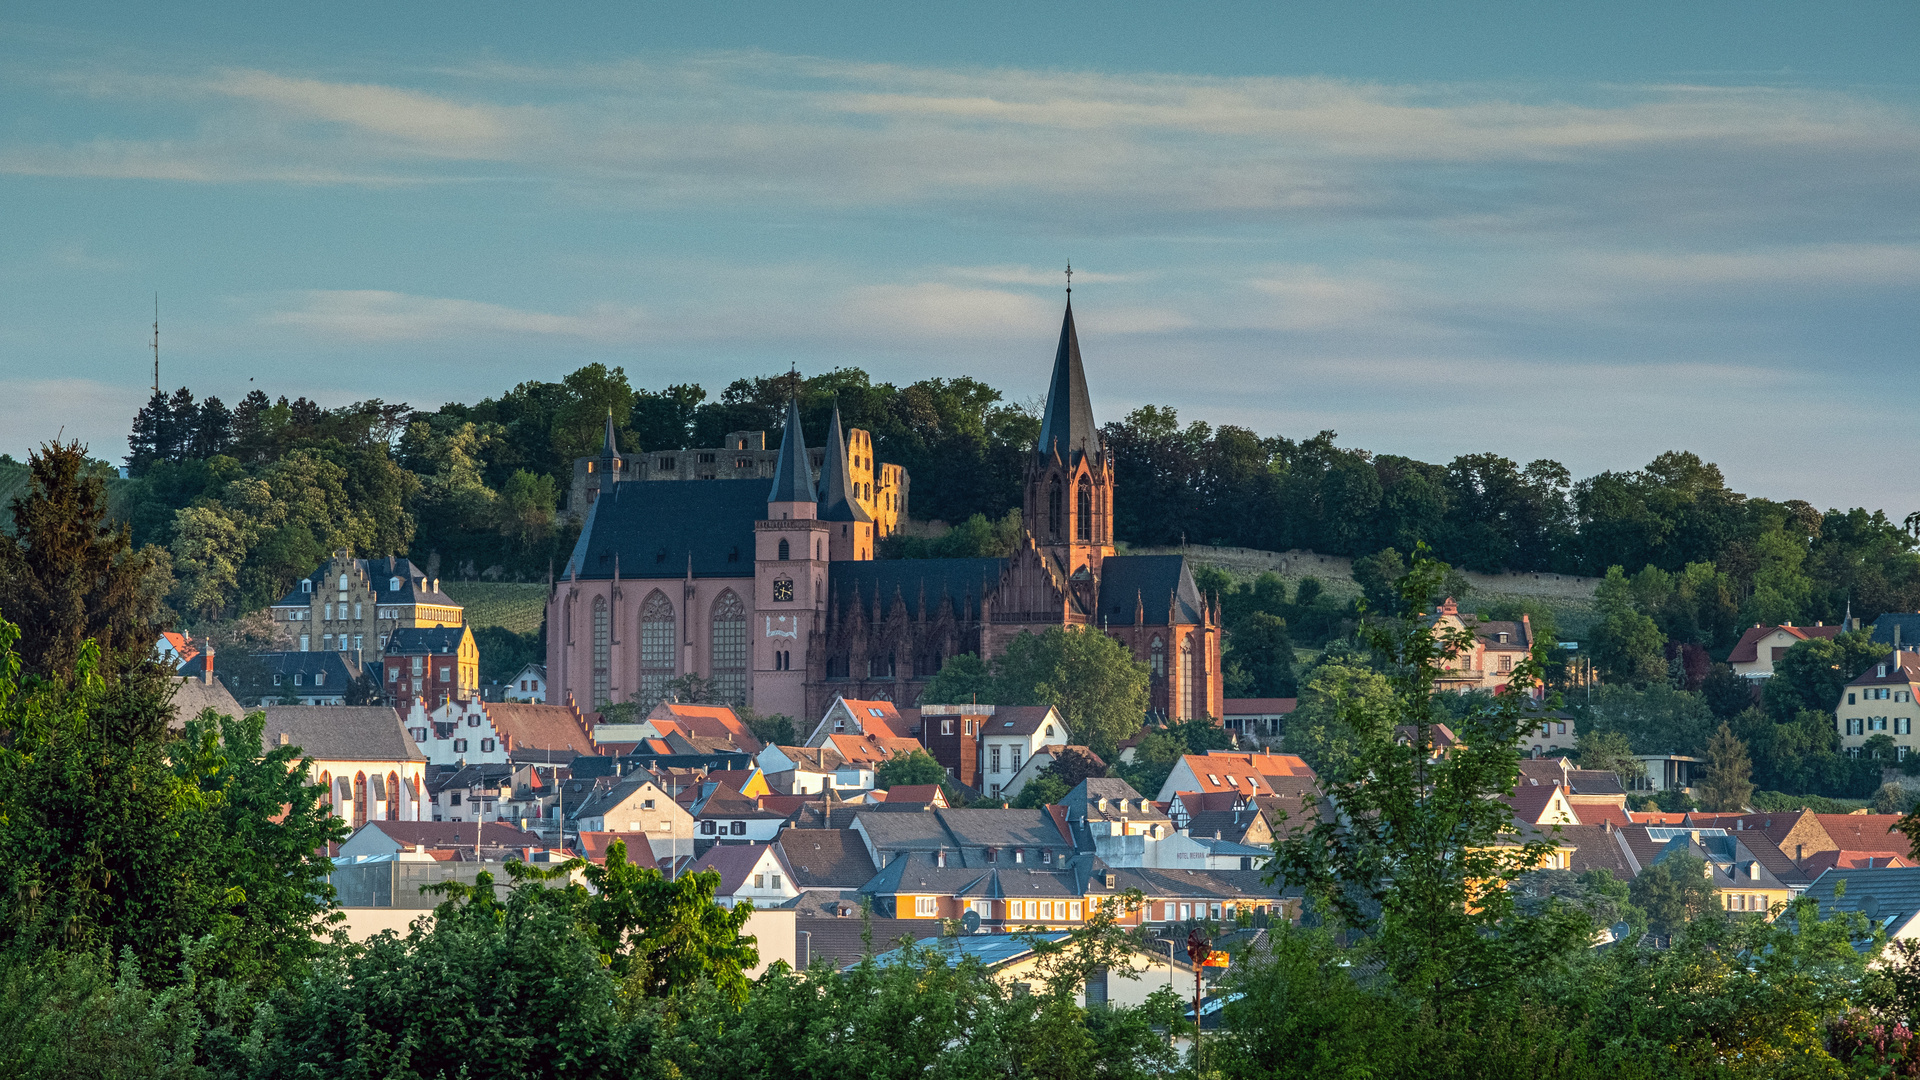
853,807,1074,868
984,706,1066,738
570,774,656,824
1871,614,1920,651
260,705,426,763
387,625,470,655
1095,555,1207,627
1801,865,1920,949
816,404,872,524
1035,301,1101,465
1566,769,1626,797
563,478,764,580
1063,778,1166,823
779,831,878,889
253,651,366,688
767,397,815,506
1553,824,1636,879
272,556,455,609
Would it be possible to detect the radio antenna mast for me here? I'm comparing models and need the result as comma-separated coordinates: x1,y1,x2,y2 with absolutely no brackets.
151,294,160,397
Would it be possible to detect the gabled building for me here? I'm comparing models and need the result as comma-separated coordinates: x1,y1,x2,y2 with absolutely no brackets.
1727,622,1845,681
1837,652,1920,758
1801,865,1920,949
687,842,801,908
777,830,878,897
262,704,428,827
1154,750,1317,805
978,706,1071,799
270,551,463,657
385,625,480,707
568,773,698,863
1429,598,1537,696
507,663,547,703
249,651,366,706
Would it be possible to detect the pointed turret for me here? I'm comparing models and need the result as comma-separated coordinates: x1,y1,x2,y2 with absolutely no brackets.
817,402,873,524
602,409,621,458
767,396,816,511
1035,300,1100,465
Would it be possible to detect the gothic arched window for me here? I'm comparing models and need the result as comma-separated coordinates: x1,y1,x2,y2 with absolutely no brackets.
387,771,401,820
1077,476,1093,542
1150,637,1166,677
319,770,332,810
1048,477,1063,538
591,595,610,709
710,590,748,705
1180,636,1199,720
639,591,676,713
778,538,790,561
353,771,368,827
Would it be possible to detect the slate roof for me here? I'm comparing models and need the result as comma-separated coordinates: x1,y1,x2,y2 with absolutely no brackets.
387,625,470,655
1036,301,1101,465
1871,614,1920,653
346,819,540,853
563,478,765,580
779,831,880,889
1224,698,1297,716
1062,778,1165,823
260,705,425,763
1095,555,1207,627
798,913,945,969
571,774,660,824
826,557,1007,621
983,706,1066,738
767,397,815,505
272,555,454,609
689,843,791,896
816,404,872,524
1803,866,1920,948
253,651,367,689
1846,653,1920,688
1555,824,1637,878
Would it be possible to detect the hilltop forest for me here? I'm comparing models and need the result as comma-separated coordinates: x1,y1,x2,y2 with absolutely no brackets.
6,362,1906,671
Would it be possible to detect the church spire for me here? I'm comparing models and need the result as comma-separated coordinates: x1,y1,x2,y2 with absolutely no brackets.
602,408,620,458
767,395,815,507
817,400,872,524
1035,298,1100,464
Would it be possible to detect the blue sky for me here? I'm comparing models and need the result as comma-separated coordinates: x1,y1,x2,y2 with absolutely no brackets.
3,2,1916,512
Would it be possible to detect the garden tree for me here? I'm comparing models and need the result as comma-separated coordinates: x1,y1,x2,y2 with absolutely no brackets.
554,840,758,1003
992,627,1150,759
1279,663,1395,780
1628,853,1717,936
1010,773,1069,809
1227,611,1297,697
0,621,343,989
917,651,994,706
1573,728,1646,787
874,748,947,791
495,468,559,555
1351,547,1408,616
0,441,170,678
1042,745,1109,790
884,509,1024,559
735,704,796,750
1511,867,1646,941
1696,721,1756,811
1874,782,1914,815
1269,552,1575,1022
1764,629,1891,718
1572,682,1715,757
1700,661,1754,718
1589,565,1668,685
1726,705,1870,797
248,866,661,1080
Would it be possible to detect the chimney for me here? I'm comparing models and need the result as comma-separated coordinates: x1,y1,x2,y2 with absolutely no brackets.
203,638,215,685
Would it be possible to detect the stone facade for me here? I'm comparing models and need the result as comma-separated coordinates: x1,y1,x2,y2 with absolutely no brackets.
269,551,463,660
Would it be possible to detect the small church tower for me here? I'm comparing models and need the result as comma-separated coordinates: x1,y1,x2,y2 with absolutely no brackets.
1024,297,1115,586
818,401,876,561
754,396,831,719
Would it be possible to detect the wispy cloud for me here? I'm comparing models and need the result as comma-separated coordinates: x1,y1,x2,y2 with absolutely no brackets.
209,70,514,153
263,290,651,343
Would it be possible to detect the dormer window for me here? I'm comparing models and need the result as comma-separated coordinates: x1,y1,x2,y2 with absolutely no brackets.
1497,633,1509,644
1881,664,1889,678
301,580,313,593
390,576,401,591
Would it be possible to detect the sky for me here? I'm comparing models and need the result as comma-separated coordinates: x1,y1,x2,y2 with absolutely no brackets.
2,1,1916,513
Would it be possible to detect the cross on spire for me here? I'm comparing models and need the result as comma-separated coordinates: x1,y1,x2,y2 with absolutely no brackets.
1065,262,1072,295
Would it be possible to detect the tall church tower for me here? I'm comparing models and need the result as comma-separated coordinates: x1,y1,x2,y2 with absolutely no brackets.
1024,298,1115,590
754,397,829,719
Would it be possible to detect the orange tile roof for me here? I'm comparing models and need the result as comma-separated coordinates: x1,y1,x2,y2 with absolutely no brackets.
1802,849,1909,874
1816,814,1908,852
1727,623,1843,663
487,703,595,755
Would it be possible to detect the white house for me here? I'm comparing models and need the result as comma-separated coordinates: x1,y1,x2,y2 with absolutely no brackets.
687,842,802,909
262,705,429,827
803,696,915,746
399,698,598,767
757,744,850,795
507,663,547,704
978,706,1070,799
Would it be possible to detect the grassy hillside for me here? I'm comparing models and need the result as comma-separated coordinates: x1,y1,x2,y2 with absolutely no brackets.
443,582,547,635
1148,543,1603,641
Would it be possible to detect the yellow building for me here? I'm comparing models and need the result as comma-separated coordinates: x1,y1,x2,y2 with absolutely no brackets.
1837,651,1920,762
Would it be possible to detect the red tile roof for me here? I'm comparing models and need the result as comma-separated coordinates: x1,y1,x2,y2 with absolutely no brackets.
647,702,762,753
1727,623,1843,663
487,703,595,755
1802,849,1910,874
1815,814,1907,852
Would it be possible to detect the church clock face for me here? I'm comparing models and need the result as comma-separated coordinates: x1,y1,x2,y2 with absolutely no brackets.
773,578,794,602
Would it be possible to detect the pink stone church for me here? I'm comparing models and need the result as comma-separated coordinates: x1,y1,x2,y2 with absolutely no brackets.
544,300,1225,723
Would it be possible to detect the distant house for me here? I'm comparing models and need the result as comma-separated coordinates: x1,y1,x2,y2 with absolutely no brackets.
978,706,1071,800
1222,698,1296,740
777,830,878,897
399,699,598,768
861,932,1195,1011
336,819,544,861
262,705,429,827
804,696,918,746
1518,710,1576,759
999,744,1104,803
385,625,480,707
248,651,367,706
1836,652,1920,760
270,551,463,657
507,664,547,704
155,631,200,665
570,773,698,864
166,653,245,730
1155,750,1317,805
1727,623,1845,681
687,842,801,908
1429,598,1537,696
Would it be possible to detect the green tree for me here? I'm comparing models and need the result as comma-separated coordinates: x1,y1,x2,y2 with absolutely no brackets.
1589,565,1668,685
0,442,170,678
1269,551,1567,1021
1010,773,1069,808
1573,682,1715,756
1279,662,1395,780
1351,546,1407,616
1231,611,1298,697
1628,853,1717,936
1764,629,1891,718
1700,661,1754,717
1573,727,1646,787
918,651,993,706
875,748,947,790
993,627,1150,759
1696,720,1755,811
